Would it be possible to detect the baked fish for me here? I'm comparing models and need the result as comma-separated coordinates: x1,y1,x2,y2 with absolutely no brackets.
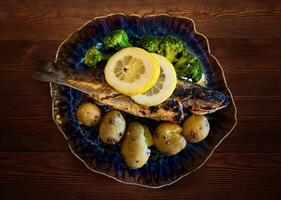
33,62,229,123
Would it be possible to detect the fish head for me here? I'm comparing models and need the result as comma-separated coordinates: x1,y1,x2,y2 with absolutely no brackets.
186,89,230,115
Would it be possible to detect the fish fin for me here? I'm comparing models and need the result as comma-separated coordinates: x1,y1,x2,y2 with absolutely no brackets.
41,61,58,73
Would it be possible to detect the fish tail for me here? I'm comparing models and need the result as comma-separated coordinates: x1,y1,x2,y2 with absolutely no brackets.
33,61,67,85
33,61,95,95
32,71,66,85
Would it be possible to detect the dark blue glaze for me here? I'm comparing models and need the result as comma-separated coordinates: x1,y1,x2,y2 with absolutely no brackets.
52,14,236,187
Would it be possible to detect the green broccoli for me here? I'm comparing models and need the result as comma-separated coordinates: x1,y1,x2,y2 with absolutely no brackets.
176,58,203,82
102,29,132,50
137,35,161,52
138,35,186,64
157,36,186,63
137,34,204,82
174,49,195,69
84,46,105,67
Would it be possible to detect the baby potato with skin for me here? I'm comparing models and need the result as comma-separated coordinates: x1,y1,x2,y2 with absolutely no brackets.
182,115,210,143
143,124,154,147
99,110,126,144
154,122,186,155
121,122,151,169
76,102,101,126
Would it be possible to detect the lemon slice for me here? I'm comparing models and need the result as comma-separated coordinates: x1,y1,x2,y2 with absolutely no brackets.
104,47,160,96
131,53,177,106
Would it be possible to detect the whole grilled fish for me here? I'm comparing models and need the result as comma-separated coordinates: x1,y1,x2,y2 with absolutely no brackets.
33,62,229,123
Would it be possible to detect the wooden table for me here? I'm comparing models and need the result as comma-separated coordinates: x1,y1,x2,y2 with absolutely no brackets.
0,1,280,199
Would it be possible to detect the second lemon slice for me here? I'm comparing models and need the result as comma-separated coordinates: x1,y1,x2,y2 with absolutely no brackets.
131,53,177,106
104,47,160,96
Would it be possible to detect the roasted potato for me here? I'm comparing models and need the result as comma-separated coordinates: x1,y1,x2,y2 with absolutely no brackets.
99,110,126,144
143,124,154,147
121,122,151,169
154,122,186,155
182,115,210,143
76,102,101,126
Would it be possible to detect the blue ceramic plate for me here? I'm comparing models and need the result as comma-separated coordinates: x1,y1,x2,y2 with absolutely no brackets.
51,14,237,188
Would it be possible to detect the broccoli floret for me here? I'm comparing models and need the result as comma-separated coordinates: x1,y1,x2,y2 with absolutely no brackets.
188,59,203,82
84,46,105,67
177,57,203,82
138,35,186,63
174,50,195,69
157,36,185,63
137,35,161,52
102,29,132,50
137,34,203,82
174,49,203,82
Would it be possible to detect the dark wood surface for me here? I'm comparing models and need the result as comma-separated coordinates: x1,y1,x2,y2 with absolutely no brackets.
0,0,281,199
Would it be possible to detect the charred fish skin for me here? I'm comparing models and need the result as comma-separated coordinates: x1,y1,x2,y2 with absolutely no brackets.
91,93,184,122
33,62,229,122
174,80,230,115
33,62,184,123
149,98,184,122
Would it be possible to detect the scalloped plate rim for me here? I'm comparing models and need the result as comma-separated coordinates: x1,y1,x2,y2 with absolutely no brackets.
50,13,238,188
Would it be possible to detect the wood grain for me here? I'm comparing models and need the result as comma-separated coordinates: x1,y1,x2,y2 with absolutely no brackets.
1,38,281,71
0,152,280,200
0,0,281,199
0,0,281,40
